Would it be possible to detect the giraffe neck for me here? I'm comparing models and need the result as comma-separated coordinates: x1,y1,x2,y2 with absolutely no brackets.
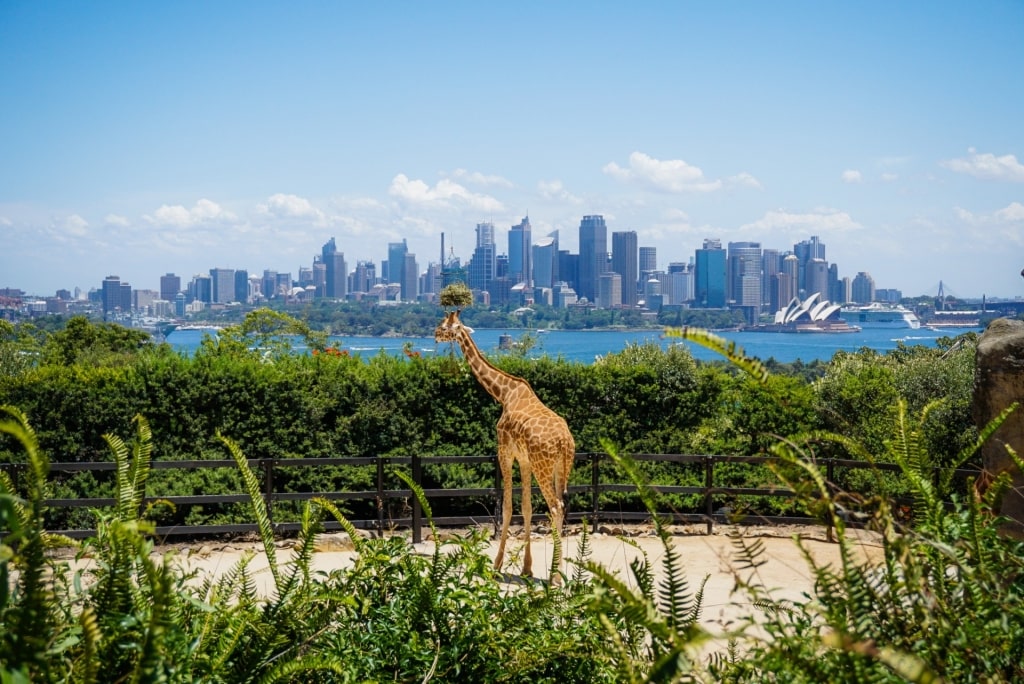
454,327,522,404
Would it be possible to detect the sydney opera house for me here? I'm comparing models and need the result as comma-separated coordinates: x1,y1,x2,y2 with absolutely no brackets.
767,293,861,333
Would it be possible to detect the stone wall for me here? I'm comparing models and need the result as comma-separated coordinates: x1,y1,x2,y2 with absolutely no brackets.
973,318,1024,538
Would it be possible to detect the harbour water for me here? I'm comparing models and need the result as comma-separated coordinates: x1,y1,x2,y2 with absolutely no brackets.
164,326,971,364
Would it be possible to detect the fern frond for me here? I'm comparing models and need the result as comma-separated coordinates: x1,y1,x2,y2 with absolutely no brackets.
0,405,55,676
663,326,769,384
277,501,323,600
219,432,281,592
255,656,349,684
76,606,103,684
312,497,365,555
570,519,593,585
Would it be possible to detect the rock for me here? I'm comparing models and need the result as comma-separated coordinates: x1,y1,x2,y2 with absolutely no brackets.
973,318,1024,537
314,533,355,553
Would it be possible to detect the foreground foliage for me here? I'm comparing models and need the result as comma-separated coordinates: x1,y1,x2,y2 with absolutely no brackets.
2,323,1017,682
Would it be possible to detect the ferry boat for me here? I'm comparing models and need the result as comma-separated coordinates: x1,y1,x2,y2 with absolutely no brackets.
839,303,921,329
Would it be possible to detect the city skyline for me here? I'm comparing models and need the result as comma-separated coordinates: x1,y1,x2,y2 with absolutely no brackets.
2,3,1023,299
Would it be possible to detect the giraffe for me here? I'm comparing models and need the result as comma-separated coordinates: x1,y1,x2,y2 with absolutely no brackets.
435,310,575,580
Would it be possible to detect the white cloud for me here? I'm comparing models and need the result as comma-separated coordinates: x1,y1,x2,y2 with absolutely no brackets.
257,193,325,222
941,148,1024,183
728,172,763,189
144,198,237,227
388,174,504,213
450,168,514,188
952,202,1024,247
603,152,724,193
841,169,863,184
104,214,130,227
995,201,1024,222
880,172,899,182
64,214,89,236
537,179,583,205
741,207,862,235
0,216,11,226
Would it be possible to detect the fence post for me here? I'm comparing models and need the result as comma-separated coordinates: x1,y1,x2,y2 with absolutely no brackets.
591,452,600,534
825,458,835,543
376,456,385,536
411,452,422,544
261,459,275,527
704,456,714,535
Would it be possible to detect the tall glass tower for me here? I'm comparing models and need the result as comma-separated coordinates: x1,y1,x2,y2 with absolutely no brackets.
694,239,726,308
468,222,496,292
612,231,639,307
578,215,608,303
508,216,532,286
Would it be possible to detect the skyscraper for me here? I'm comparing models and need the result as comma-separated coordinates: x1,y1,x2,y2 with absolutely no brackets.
781,254,799,301
598,272,622,309
694,239,726,308
727,241,762,320
159,273,181,302
387,240,408,285
578,215,608,303
611,230,639,307
851,271,876,303
401,252,418,301
468,222,497,292
794,235,826,293
508,216,532,286
322,237,348,299
234,269,250,304
532,236,557,289
760,249,780,308
805,258,829,300
102,275,130,316
209,268,235,304
639,246,657,278
262,270,278,300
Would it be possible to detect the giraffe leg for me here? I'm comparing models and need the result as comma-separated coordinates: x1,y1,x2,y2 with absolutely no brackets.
535,472,565,585
520,459,533,577
494,446,514,573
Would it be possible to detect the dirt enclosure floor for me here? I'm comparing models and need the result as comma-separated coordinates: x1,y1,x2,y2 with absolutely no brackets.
141,522,884,635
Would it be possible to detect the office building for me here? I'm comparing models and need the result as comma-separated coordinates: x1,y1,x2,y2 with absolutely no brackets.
794,235,826,293
262,270,278,300
400,252,418,301
322,237,348,299
159,273,181,302
805,258,829,300
386,240,408,285
612,230,639,307
694,239,726,308
728,241,762,321
639,246,657,277
851,272,876,304
468,222,497,292
209,268,235,304
508,216,532,286
533,235,557,289
598,272,622,309
578,214,608,303
761,249,780,307
234,269,250,304
102,275,131,315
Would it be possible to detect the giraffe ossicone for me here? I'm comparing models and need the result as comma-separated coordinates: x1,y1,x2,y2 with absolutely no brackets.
435,310,575,582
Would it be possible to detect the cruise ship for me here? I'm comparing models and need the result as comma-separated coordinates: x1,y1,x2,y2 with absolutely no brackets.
840,303,921,329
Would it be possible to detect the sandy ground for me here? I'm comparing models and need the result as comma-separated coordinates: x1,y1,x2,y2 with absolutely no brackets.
126,522,884,635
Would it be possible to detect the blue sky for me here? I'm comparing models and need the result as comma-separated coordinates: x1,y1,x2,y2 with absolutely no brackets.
2,1,1022,299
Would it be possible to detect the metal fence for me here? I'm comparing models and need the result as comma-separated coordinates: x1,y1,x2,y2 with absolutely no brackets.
1,453,973,544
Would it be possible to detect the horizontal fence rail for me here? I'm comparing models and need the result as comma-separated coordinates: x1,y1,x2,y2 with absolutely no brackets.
0,454,978,545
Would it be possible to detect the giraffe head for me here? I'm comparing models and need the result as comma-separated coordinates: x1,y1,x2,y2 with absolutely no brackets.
434,310,474,343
